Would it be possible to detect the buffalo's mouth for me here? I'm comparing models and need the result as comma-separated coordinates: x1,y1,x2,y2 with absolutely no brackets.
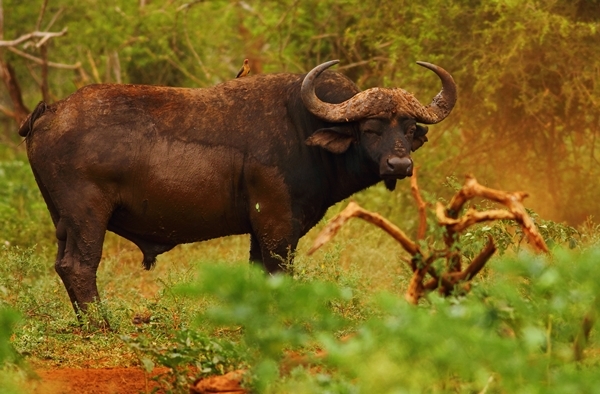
380,156,414,191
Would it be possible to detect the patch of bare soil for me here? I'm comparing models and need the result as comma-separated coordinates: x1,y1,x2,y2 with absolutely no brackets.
29,367,170,394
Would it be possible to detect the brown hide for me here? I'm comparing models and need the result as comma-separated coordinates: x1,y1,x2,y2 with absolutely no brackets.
22,65,448,320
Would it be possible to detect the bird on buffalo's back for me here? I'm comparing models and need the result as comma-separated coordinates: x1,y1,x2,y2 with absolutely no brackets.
236,59,250,78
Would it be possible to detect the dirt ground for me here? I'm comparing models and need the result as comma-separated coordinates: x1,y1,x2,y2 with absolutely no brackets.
28,367,170,394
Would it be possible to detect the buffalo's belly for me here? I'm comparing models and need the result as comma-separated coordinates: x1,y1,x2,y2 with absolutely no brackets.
106,144,252,244
109,183,250,244
108,199,251,245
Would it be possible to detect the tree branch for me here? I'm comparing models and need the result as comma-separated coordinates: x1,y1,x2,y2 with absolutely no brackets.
436,205,516,232
309,175,548,305
0,61,29,124
0,27,68,48
410,167,428,240
35,0,48,31
6,46,81,69
308,201,420,257
440,175,548,253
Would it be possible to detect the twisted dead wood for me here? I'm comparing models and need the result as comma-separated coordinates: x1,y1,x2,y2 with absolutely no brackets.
410,166,428,241
308,201,420,256
309,174,549,304
438,175,548,254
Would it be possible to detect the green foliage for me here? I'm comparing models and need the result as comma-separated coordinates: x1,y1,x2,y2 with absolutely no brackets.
169,248,600,393
0,158,54,249
181,265,350,356
123,329,247,393
178,264,352,389
0,308,20,365
0,308,25,394
319,248,600,393
458,211,580,260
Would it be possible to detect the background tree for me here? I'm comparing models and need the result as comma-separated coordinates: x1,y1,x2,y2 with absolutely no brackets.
0,0,598,224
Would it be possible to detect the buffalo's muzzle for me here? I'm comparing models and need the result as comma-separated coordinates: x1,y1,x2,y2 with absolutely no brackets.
381,156,413,178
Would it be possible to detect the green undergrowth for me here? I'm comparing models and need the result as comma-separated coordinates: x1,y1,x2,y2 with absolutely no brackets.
0,308,28,394
130,247,600,393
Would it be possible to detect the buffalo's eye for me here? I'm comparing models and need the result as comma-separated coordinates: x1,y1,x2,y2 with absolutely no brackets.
405,124,416,138
361,119,384,135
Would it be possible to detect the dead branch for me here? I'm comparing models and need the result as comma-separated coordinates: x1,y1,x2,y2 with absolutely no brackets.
410,167,428,240
405,254,439,304
461,235,497,281
0,27,67,48
0,0,81,128
6,46,81,69
436,205,515,232
42,6,65,32
446,174,528,217
420,236,496,298
308,201,420,256
310,175,548,305
441,175,548,253
0,2,79,127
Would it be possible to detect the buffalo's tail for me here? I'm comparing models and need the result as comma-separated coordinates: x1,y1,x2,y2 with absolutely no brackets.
18,101,47,137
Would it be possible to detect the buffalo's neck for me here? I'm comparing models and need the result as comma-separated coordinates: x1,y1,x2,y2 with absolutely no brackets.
322,147,382,206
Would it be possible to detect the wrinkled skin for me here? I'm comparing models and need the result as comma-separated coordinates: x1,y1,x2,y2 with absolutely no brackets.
22,69,435,318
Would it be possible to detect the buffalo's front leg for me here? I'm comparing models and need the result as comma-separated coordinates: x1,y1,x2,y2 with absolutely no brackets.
249,232,298,274
246,165,299,273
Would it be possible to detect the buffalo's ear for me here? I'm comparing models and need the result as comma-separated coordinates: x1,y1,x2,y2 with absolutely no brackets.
411,125,429,152
305,127,355,154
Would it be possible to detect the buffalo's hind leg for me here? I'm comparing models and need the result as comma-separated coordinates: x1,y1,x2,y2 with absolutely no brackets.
54,204,111,327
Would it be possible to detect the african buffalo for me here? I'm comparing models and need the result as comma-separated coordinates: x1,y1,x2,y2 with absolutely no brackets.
19,60,456,318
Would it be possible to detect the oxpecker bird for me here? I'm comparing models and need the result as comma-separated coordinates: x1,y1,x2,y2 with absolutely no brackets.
236,58,250,78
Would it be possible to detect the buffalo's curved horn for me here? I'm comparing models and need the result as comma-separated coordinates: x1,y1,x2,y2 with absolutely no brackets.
301,60,457,125
413,61,458,124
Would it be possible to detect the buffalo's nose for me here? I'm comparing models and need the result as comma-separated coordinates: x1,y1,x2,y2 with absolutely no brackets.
387,157,413,177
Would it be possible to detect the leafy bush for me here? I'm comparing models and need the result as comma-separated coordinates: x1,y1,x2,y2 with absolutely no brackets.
321,248,600,393
124,329,247,392
179,264,352,391
158,246,600,393
0,158,54,250
0,308,20,365
0,308,25,394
